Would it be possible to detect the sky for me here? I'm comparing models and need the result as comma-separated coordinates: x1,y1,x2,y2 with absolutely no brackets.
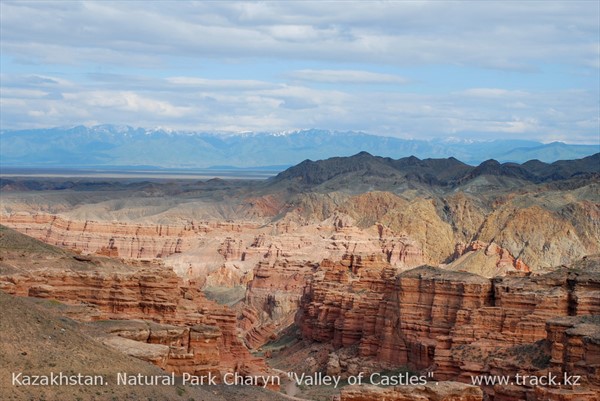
0,1,599,143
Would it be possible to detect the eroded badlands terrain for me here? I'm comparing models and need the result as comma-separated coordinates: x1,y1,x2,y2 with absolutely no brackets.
1,153,599,401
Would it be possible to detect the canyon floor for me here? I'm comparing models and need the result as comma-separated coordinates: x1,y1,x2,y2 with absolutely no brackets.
1,153,599,401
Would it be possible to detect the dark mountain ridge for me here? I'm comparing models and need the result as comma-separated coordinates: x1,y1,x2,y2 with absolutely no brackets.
271,152,600,189
2,153,598,196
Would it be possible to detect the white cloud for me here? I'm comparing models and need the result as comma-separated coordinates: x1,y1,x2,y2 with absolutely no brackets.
459,88,530,98
165,77,279,91
0,88,49,98
66,91,192,117
287,69,409,84
1,1,598,69
0,1,598,143
0,68,597,141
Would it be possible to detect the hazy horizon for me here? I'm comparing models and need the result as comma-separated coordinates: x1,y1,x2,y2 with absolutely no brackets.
3,124,600,146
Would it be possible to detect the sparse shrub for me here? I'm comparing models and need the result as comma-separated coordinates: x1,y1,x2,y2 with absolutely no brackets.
533,353,551,368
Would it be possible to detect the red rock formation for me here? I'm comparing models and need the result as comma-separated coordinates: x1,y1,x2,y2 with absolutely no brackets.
240,259,317,348
241,252,403,350
1,213,424,286
488,316,600,401
296,256,600,400
218,237,246,261
547,316,600,386
0,267,271,383
446,240,530,277
1,212,429,356
297,255,394,349
1,213,226,258
336,382,483,401
233,223,425,348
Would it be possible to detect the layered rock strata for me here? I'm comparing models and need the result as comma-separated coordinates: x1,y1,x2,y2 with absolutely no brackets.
1,212,432,350
239,259,317,348
0,266,271,383
336,382,484,401
0,213,425,288
545,316,600,385
446,240,530,277
2,213,256,259
296,256,600,400
2,176,599,274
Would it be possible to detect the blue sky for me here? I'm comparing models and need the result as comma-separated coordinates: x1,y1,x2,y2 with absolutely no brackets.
1,1,599,143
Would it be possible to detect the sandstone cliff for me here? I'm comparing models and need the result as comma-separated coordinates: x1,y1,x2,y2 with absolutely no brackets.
0,212,425,284
295,255,600,400
1,266,272,380
240,259,317,348
0,226,271,383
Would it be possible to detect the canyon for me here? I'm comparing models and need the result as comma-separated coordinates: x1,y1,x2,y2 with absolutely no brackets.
0,225,273,386
1,153,598,400
293,255,600,400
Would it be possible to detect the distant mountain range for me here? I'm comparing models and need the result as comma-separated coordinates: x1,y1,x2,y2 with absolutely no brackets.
1,125,598,168
2,151,598,196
